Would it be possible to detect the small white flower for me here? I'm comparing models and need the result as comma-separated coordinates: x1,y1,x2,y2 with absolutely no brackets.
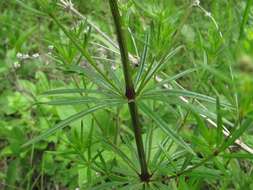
32,53,40,58
23,54,30,59
17,52,30,60
111,64,117,71
205,12,211,17
192,0,200,6
16,52,23,59
48,45,54,50
13,62,21,69
32,53,40,59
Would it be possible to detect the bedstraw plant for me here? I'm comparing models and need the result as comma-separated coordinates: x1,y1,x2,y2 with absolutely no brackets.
1,0,253,189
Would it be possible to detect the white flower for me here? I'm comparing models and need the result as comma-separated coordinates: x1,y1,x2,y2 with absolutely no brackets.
23,54,30,59
17,52,30,60
205,12,211,17
32,53,40,59
16,52,23,59
48,45,54,50
192,0,200,6
111,64,117,71
13,62,21,69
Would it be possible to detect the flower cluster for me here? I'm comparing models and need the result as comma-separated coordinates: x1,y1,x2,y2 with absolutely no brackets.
16,52,40,61
13,52,40,69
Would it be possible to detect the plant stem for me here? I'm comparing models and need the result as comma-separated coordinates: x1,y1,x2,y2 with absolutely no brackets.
108,0,150,181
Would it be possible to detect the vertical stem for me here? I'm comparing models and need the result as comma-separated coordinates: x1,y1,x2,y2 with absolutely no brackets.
108,0,150,181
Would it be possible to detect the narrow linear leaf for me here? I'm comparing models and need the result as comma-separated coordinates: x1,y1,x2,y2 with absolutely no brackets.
102,139,139,174
154,68,199,88
143,89,233,109
192,112,209,139
42,97,124,106
15,0,47,16
216,97,223,146
64,65,121,96
138,46,183,94
23,102,122,147
201,64,231,84
42,97,98,105
239,0,253,39
221,153,253,159
221,114,253,150
139,102,195,155
42,89,106,96
135,31,150,87
48,13,121,94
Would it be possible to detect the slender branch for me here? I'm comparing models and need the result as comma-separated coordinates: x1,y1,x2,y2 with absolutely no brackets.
108,0,150,181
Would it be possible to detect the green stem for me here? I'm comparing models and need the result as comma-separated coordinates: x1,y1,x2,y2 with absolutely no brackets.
109,0,150,181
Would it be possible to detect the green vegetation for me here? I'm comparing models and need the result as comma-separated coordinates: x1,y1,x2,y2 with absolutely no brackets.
1,0,253,189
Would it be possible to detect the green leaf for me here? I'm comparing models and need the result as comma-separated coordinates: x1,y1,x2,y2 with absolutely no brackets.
15,26,37,51
63,65,121,96
216,96,223,146
139,102,195,155
221,114,253,150
137,45,183,94
102,139,139,174
48,13,121,95
143,89,233,109
135,31,150,87
188,167,223,179
23,102,122,147
192,112,209,140
5,159,19,190
220,153,253,159
42,88,107,96
15,0,46,16
154,68,199,88
201,64,232,84
239,0,253,39
42,97,124,106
